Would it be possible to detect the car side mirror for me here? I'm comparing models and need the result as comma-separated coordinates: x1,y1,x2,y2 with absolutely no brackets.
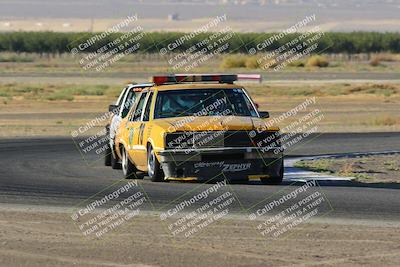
109,104,119,113
259,111,269,118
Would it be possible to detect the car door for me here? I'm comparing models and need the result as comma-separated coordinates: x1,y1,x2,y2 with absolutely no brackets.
125,91,148,169
135,91,154,169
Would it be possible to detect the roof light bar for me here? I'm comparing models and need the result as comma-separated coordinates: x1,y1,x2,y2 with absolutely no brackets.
237,74,262,83
152,74,238,85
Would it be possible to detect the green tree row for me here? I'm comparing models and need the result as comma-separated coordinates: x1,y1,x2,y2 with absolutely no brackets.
0,31,399,54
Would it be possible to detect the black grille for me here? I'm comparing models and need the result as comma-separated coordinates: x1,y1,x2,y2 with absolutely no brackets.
224,131,280,147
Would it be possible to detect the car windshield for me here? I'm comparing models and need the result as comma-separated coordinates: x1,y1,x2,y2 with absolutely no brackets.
154,88,258,119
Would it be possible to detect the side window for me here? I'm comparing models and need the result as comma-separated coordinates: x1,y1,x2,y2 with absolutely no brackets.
121,91,138,118
116,87,128,106
130,92,148,121
142,92,153,122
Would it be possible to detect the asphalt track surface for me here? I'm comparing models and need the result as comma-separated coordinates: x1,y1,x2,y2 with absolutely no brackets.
0,132,399,222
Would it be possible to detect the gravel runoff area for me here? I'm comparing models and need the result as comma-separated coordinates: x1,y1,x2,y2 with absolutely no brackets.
0,205,399,267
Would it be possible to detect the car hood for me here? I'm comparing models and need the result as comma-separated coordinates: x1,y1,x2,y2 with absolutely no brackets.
152,116,279,132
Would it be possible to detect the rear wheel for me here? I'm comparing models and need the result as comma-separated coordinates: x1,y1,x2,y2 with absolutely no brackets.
147,146,164,182
122,147,137,179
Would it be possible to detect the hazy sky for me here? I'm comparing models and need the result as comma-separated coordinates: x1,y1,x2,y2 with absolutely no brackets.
0,0,399,32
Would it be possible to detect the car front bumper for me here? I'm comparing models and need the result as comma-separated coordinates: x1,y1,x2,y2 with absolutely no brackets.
158,147,283,182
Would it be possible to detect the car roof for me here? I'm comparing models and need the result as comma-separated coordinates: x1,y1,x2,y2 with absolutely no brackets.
152,83,242,91
127,83,153,88
127,83,154,91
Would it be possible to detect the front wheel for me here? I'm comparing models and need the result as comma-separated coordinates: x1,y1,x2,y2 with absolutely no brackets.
261,162,284,185
104,144,111,166
111,148,121,170
122,147,137,179
104,126,111,166
147,146,164,182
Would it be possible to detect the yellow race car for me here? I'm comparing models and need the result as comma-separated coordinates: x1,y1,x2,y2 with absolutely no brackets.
114,74,283,184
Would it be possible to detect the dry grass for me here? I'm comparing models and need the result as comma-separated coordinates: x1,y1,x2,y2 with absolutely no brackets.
338,162,357,176
244,56,260,69
295,154,400,183
1,82,400,137
369,57,381,67
369,53,400,67
220,55,260,69
0,53,34,63
288,60,305,67
344,84,398,96
366,116,400,126
3,82,398,103
305,55,329,68
294,159,334,173
1,52,400,74
0,83,120,102
220,55,247,69
247,83,400,97
370,53,400,62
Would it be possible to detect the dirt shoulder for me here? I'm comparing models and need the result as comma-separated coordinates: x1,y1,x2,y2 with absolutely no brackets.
0,207,399,267
295,154,400,183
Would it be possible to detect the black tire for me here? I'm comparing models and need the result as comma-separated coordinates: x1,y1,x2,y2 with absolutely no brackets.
104,144,111,166
104,126,111,166
261,162,284,185
121,146,137,179
111,148,122,170
147,146,164,182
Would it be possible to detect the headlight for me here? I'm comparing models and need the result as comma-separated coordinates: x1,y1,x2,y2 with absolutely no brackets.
249,130,281,148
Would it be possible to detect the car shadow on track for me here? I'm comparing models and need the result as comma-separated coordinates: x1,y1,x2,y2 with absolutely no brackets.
127,174,400,190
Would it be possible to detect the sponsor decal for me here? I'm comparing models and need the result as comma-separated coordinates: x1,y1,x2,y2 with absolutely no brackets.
222,163,252,172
